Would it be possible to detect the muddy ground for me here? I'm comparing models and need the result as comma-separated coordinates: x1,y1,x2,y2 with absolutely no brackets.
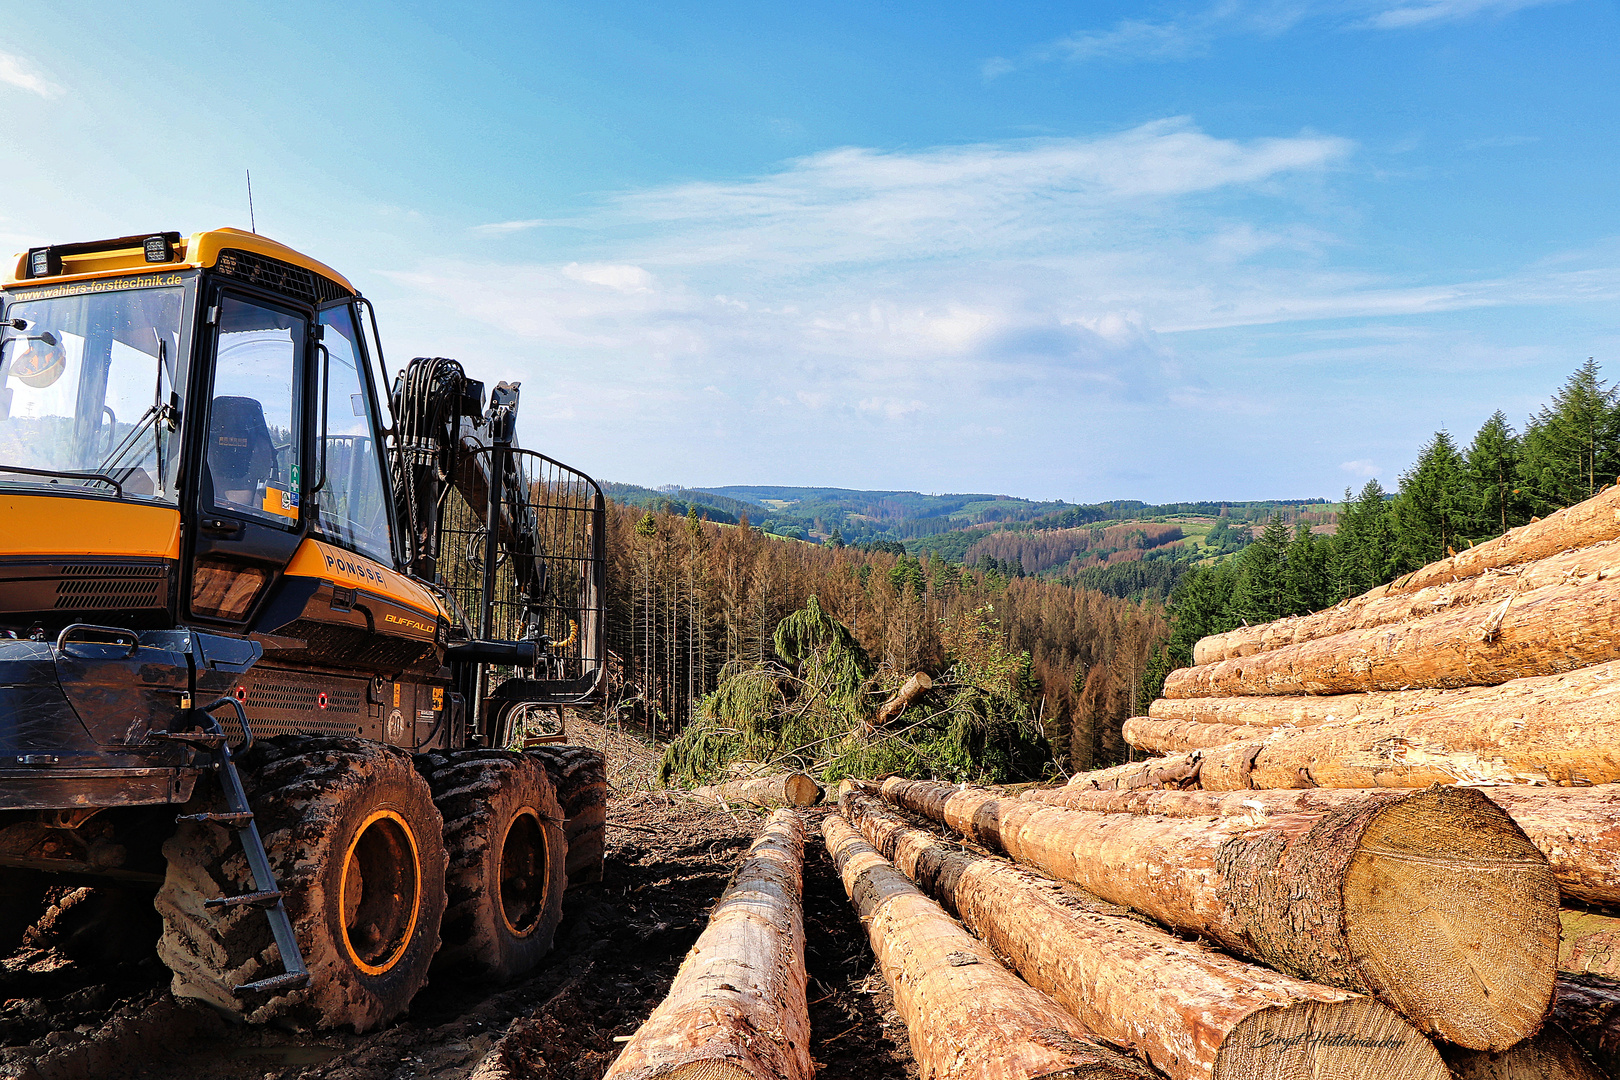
0,717,919,1080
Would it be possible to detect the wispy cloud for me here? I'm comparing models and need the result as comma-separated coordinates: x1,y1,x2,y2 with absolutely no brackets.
0,52,61,98
1340,458,1381,477
1367,0,1567,28
989,0,1571,75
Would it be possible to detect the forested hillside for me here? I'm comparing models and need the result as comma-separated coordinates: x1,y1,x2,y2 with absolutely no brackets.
598,501,1165,776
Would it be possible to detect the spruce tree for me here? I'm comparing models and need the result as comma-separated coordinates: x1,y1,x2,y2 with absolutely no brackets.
1392,430,1469,571
1519,359,1620,513
1465,411,1529,537
1331,481,1395,600
1225,515,1291,625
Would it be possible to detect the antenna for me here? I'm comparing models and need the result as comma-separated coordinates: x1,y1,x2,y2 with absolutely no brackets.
246,169,257,234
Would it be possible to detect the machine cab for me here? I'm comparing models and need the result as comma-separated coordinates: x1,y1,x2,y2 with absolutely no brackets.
0,229,406,639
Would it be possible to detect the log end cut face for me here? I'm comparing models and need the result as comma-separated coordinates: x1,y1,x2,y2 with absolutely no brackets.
655,1062,761,1079
1214,997,1449,1080
1341,787,1560,1052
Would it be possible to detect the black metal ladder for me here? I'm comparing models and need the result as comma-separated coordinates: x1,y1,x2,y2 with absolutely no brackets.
160,698,310,996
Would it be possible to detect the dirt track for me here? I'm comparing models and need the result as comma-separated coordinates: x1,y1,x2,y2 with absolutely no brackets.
0,719,918,1080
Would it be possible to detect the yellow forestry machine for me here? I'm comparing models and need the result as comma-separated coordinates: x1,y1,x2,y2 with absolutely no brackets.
0,229,608,1031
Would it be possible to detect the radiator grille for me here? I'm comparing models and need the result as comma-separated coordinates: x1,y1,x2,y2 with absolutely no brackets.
54,564,167,609
240,671,367,740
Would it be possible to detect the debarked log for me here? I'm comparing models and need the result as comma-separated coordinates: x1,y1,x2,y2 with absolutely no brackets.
1163,573,1620,698
603,809,812,1080
820,814,1158,1080
1560,909,1620,981
877,777,1559,1051
1146,688,1475,729
840,789,1450,1080
1024,784,1620,910
1192,539,1620,667
686,771,823,808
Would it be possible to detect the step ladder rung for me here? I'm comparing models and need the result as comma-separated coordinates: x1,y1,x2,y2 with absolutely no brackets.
205,889,283,908
235,971,310,995
150,730,228,749
177,811,255,825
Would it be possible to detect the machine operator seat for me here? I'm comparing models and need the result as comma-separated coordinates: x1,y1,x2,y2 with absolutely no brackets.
207,395,277,510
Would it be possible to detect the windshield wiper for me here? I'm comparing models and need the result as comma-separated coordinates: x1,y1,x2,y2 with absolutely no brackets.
0,464,124,498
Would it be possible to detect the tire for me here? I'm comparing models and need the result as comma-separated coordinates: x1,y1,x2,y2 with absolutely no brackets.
155,737,448,1032
524,745,607,888
0,869,48,954
420,749,567,981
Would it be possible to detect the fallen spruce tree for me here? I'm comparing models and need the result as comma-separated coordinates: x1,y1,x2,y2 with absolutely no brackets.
875,776,1559,1051
1163,572,1620,698
1024,784,1620,909
840,788,1450,1080
821,813,1158,1080
603,809,811,1080
684,771,823,807
1193,538,1620,666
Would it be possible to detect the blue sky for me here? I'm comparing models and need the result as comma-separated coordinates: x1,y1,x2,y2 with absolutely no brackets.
1,0,1615,503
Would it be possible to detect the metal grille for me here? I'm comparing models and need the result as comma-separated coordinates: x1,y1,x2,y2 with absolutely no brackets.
241,670,366,739
54,564,166,609
438,448,605,706
215,249,352,306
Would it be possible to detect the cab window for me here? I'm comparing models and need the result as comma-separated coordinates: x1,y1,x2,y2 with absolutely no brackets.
316,305,394,565
204,296,303,525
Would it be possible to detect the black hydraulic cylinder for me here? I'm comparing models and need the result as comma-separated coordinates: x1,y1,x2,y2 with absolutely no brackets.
445,638,538,666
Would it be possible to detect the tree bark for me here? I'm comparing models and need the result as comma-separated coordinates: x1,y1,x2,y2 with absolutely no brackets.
686,772,823,807
603,809,812,1080
876,777,1559,1051
872,671,933,727
1550,972,1620,1079
1192,539,1620,666
820,813,1157,1080
840,789,1449,1080
1560,909,1620,981
1023,784,1620,910
1162,574,1620,698
1443,1027,1610,1080
1065,753,1203,791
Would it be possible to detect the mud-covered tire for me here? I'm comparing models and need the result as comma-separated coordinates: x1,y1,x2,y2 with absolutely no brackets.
0,869,48,953
419,750,567,981
156,737,448,1031
525,745,607,888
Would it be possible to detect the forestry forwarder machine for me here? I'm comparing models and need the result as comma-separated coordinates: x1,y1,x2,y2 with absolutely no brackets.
0,228,609,1031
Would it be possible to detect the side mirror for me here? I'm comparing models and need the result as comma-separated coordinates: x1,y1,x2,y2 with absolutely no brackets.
9,332,66,389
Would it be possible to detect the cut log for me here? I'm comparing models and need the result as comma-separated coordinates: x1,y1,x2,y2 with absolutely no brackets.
685,772,822,808
1146,688,1476,729
1163,573,1620,698
820,813,1157,1080
877,776,1559,1051
1395,485,1620,594
1192,539,1620,666
1025,784,1620,909
840,789,1449,1080
1023,784,1620,909
1124,717,1275,754
1561,909,1620,981
1064,753,1203,790
872,671,933,727
1551,972,1620,1078
1443,1027,1610,1080
603,809,811,1080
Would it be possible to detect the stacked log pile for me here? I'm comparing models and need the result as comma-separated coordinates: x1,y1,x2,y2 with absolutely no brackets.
1060,485,1620,1076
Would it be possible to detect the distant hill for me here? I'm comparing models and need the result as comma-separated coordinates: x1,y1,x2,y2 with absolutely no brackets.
604,482,1336,576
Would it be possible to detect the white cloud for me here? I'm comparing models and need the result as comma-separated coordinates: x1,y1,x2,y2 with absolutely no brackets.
1367,0,1567,28
1340,459,1381,477
472,219,555,234
1050,20,1207,63
0,52,61,98
563,262,655,293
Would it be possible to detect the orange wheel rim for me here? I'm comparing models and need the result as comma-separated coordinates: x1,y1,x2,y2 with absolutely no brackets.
498,806,550,938
339,808,422,975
